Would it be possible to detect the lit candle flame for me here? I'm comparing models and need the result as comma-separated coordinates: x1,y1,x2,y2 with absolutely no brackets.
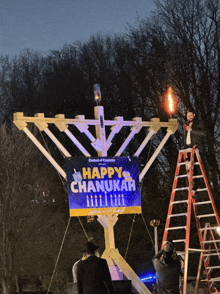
168,87,174,113
93,84,101,102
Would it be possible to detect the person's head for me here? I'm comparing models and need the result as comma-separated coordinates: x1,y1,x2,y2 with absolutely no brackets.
163,241,174,260
84,241,100,256
186,107,195,123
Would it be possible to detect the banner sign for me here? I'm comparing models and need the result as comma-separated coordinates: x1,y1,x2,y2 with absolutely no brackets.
65,156,141,216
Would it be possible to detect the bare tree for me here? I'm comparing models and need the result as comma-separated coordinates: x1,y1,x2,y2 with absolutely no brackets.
0,125,66,293
154,0,220,195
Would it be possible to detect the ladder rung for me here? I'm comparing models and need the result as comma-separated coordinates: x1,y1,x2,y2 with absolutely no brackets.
173,187,189,191
176,251,185,255
178,162,190,166
200,226,220,231
171,200,188,204
166,226,186,230
172,239,186,243
197,213,216,219
204,249,220,252
204,253,220,256
179,148,193,153
194,201,211,205
202,240,220,244
169,213,187,218
196,188,208,192
193,175,203,179
176,174,188,179
210,279,220,290
209,277,220,281
207,266,220,269
176,251,186,258
194,162,200,165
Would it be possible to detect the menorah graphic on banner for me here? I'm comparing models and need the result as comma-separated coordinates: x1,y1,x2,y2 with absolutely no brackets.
86,192,125,208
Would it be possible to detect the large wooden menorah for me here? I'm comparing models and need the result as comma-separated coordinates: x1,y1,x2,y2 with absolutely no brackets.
14,105,177,294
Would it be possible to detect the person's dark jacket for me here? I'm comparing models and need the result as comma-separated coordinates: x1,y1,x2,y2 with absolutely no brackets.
77,255,115,294
152,250,181,294
182,118,206,151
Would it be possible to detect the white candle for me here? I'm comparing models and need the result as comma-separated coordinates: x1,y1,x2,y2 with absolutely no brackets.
114,194,117,207
99,195,102,207
122,194,125,206
110,194,113,207
118,194,121,207
105,191,108,207
91,196,94,208
87,195,90,208
95,195,98,207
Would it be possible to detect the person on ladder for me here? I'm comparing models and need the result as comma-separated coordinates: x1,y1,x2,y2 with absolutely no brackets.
181,107,206,190
152,241,182,294
181,107,205,152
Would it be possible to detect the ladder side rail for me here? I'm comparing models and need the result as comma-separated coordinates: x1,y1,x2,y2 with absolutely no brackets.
195,150,220,292
161,151,183,247
183,147,196,294
209,229,220,261
182,200,193,294
206,238,214,291
193,201,218,293
183,149,190,174
195,227,208,294
196,149,220,226
207,236,212,267
192,201,211,293
192,196,214,292
195,252,203,294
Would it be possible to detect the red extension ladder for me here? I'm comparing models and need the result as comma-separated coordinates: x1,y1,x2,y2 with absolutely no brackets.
162,146,220,294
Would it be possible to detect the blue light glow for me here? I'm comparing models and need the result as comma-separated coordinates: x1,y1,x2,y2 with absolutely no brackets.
140,273,157,282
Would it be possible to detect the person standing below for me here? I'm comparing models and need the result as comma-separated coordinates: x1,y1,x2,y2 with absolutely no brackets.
152,241,182,294
77,241,116,294
72,250,87,284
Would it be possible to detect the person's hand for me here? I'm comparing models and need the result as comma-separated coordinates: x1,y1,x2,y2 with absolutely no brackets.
186,122,193,131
